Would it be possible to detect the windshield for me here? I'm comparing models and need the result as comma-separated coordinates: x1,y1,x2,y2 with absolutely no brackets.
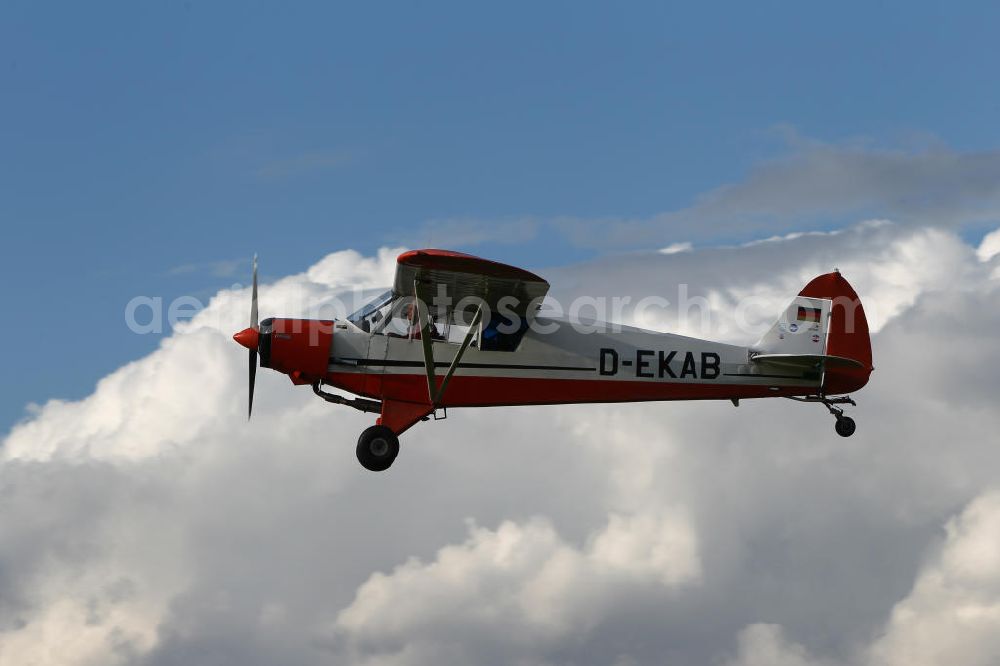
347,290,393,332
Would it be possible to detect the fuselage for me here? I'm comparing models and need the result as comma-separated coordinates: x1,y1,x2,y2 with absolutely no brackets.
325,316,819,408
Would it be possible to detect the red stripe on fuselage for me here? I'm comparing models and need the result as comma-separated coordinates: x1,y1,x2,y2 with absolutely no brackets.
325,371,815,408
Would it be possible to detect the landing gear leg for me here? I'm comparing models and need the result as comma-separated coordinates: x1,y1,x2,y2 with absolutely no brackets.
822,397,856,438
357,425,400,471
788,395,857,437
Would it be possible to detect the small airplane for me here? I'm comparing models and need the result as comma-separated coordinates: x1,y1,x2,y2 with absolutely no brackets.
233,250,873,471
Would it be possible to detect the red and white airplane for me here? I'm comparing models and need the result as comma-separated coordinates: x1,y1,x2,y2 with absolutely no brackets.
233,250,873,471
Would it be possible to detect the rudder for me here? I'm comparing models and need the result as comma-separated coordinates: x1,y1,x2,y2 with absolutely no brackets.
798,271,873,394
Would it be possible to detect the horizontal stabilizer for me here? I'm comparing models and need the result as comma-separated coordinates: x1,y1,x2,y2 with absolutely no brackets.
751,354,865,370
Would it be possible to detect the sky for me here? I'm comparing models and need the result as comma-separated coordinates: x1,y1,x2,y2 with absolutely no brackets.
3,2,1000,664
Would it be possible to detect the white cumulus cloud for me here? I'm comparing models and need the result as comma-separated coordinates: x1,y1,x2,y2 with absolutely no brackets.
868,490,1000,666
3,221,1000,665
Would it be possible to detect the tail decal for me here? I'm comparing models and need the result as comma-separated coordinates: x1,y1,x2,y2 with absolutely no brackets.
755,295,832,356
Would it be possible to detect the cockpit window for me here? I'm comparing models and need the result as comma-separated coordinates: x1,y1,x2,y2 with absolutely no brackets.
347,290,486,346
347,290,393,332
347,291,431,337
377,297,444,339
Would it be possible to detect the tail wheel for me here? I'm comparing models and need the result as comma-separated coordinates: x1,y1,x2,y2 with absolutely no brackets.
835,416,856,438
357,425,400,471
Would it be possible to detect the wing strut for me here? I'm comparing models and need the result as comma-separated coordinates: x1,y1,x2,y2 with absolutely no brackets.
436,305,483,402
413,279,483,405
414,279,437,403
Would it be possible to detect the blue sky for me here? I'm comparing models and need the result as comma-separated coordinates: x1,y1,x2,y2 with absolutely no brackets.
3,0,1000,430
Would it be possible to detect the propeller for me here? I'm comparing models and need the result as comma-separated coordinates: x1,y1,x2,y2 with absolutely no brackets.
248,254,258,418
232,255,260,419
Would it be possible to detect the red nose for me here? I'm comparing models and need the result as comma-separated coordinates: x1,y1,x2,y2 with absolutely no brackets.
233,327,260,350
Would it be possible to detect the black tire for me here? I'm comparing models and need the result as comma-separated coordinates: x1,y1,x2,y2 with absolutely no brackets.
357,425,400,471
835,416,856,438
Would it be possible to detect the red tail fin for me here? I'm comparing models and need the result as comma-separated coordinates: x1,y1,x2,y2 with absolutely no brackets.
799,271,874,394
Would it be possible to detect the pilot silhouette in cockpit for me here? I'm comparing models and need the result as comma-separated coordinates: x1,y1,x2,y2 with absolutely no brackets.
398,301,444,341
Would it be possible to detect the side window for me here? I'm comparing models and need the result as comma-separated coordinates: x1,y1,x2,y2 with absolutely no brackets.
378,297,448,340
480,314,529,351
383,298,414,337
446,322,472,344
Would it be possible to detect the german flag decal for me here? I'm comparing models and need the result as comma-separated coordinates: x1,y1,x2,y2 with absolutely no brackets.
797,306,822,322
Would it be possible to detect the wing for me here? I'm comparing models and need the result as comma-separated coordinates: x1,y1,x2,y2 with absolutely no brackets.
393,249,549,322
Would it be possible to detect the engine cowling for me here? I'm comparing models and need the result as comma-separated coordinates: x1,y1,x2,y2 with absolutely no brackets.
259,318,335,384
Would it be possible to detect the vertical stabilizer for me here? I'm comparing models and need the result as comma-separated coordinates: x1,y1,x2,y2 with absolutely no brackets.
756,272,873,394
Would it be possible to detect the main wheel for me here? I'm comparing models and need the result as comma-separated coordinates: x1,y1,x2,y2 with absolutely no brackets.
835,416,856,438
357,425,400,471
